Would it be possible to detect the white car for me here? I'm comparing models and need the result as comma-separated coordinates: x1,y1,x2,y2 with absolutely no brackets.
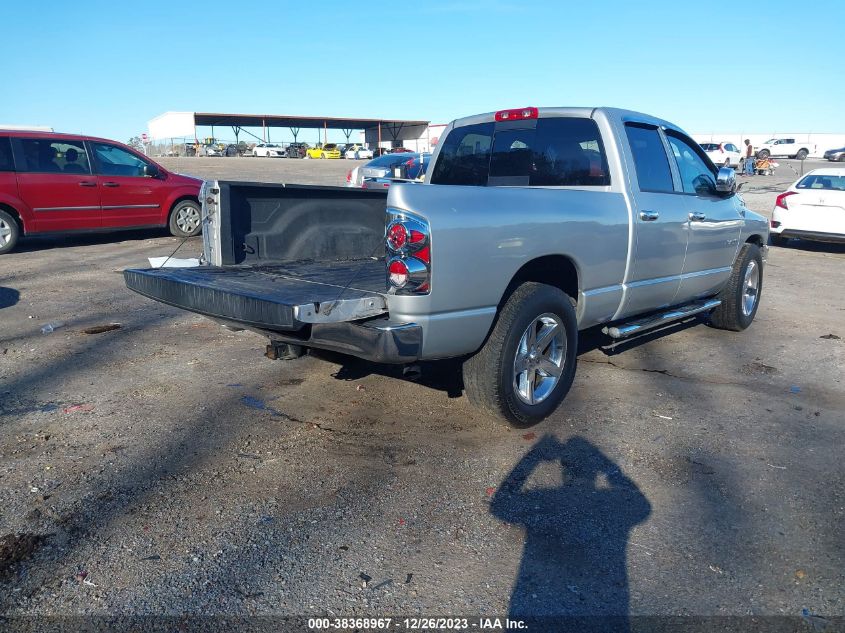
770,168,845,246
344,146,374,160
252,143,286,158
756,138,814,160
700,142,742,168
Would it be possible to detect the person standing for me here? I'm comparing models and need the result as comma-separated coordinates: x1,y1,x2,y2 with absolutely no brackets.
744,139,755,176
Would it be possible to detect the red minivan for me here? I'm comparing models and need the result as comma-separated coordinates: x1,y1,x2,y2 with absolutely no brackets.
0,131,202,254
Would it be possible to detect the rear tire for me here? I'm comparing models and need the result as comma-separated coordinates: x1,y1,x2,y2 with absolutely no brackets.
796,149,809,160
168,200,202,237
757,149,770,159
0,209,20,255
463,282,578,427
710,243,763,331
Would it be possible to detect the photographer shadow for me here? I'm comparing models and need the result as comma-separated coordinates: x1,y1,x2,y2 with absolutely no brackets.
491,435,651,631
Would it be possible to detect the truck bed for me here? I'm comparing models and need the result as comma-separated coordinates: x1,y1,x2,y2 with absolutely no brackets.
124,258,387,332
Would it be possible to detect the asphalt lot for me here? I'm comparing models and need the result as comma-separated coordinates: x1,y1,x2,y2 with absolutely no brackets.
0,157,843,625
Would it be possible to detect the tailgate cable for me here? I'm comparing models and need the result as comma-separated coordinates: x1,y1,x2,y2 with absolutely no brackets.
321,241,385,317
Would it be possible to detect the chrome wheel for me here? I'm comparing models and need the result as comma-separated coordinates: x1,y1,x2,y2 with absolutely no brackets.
513,313,566,405
742,259,760,316
0,219,11,247
175,203,201,234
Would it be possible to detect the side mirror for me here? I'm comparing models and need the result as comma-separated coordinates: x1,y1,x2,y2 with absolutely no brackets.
143,164,160,179
715,167,736,195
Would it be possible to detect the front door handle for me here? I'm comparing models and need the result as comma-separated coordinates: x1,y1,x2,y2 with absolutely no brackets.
102,182,120,188
78,181,96,187
689,211,706,221
639,210,660,221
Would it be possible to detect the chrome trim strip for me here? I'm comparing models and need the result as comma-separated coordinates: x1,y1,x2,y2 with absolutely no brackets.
680,266,731,280
33,205,100,212
101,204,160,210
583,284,622,297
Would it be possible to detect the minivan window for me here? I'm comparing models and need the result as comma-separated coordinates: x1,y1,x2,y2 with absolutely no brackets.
624,124,673,192
17,138,91,174
431,117,610,187
0,137,14,171
91,142,149,177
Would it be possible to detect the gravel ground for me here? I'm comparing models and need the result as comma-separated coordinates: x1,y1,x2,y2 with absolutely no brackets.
0,158,843,627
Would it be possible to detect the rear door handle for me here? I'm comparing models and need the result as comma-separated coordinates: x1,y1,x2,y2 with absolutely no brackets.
689,211,706,221
78,181,96,187
102,182,120,187
639,210,659,221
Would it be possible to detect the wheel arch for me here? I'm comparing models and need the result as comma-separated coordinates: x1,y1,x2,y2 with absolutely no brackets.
745,234,765,248
0,202,26,234
499,254,580,309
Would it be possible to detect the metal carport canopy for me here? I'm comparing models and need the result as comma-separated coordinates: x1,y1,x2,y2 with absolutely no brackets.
193,112,429,132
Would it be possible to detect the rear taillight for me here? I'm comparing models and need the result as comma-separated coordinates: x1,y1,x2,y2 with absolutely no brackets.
495,106,538,122
346,170,352,183
385,210,431,294
770,219,781,228
776,191,796,209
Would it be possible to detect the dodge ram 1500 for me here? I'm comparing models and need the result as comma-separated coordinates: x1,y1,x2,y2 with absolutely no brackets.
125,107,769,425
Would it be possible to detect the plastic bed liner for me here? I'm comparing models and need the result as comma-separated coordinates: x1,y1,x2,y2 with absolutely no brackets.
124,259,387,332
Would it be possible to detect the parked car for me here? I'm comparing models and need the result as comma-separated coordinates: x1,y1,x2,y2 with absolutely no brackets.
306,144,341,159
125,106,768,426
346,152,420,187
224,144,239,157
344,145,374,160
756,138,814,160
362,154,432,189
252,143,286,158
0,131,203,254
769,168,845,246
700,142,742,168
390,147,413,153
203,145,222,157
823,146,845,162
286,143,309,159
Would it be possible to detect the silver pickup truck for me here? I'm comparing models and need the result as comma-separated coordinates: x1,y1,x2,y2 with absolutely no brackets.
125,107,769,426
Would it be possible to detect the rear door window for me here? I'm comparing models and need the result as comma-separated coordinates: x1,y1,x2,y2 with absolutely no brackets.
16,138,91,174
431,117,609,187
0,137,14,171
796,174,845,190
624,124,674,192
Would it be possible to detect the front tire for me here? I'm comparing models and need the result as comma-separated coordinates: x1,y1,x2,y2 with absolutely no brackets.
0,210,20,255
463,282,578,427
168,200,202,237
710,243,763,331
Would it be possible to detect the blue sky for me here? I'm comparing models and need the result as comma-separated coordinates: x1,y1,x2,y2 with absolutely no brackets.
3,0,843,144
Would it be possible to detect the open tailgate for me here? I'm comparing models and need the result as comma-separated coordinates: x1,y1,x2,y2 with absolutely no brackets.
124,259,388,332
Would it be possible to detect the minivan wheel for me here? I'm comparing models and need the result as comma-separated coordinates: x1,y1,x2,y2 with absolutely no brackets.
169,200,202,237
710,243,763,331
0,210,20,255
463,282,578,427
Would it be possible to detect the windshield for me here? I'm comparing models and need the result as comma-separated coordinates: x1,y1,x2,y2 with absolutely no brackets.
796,174,845,190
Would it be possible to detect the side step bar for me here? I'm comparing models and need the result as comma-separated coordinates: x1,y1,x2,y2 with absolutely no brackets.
603,299,721,339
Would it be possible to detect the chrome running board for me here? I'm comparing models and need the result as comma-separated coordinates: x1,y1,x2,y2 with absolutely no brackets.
603,299,721,339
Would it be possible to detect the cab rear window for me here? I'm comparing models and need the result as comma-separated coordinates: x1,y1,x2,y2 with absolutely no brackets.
430,117,610,187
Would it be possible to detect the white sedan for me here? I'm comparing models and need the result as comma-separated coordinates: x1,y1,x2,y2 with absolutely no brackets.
344,146,374,160
700,142,742,168
252,143,286,158
770,168,845,246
